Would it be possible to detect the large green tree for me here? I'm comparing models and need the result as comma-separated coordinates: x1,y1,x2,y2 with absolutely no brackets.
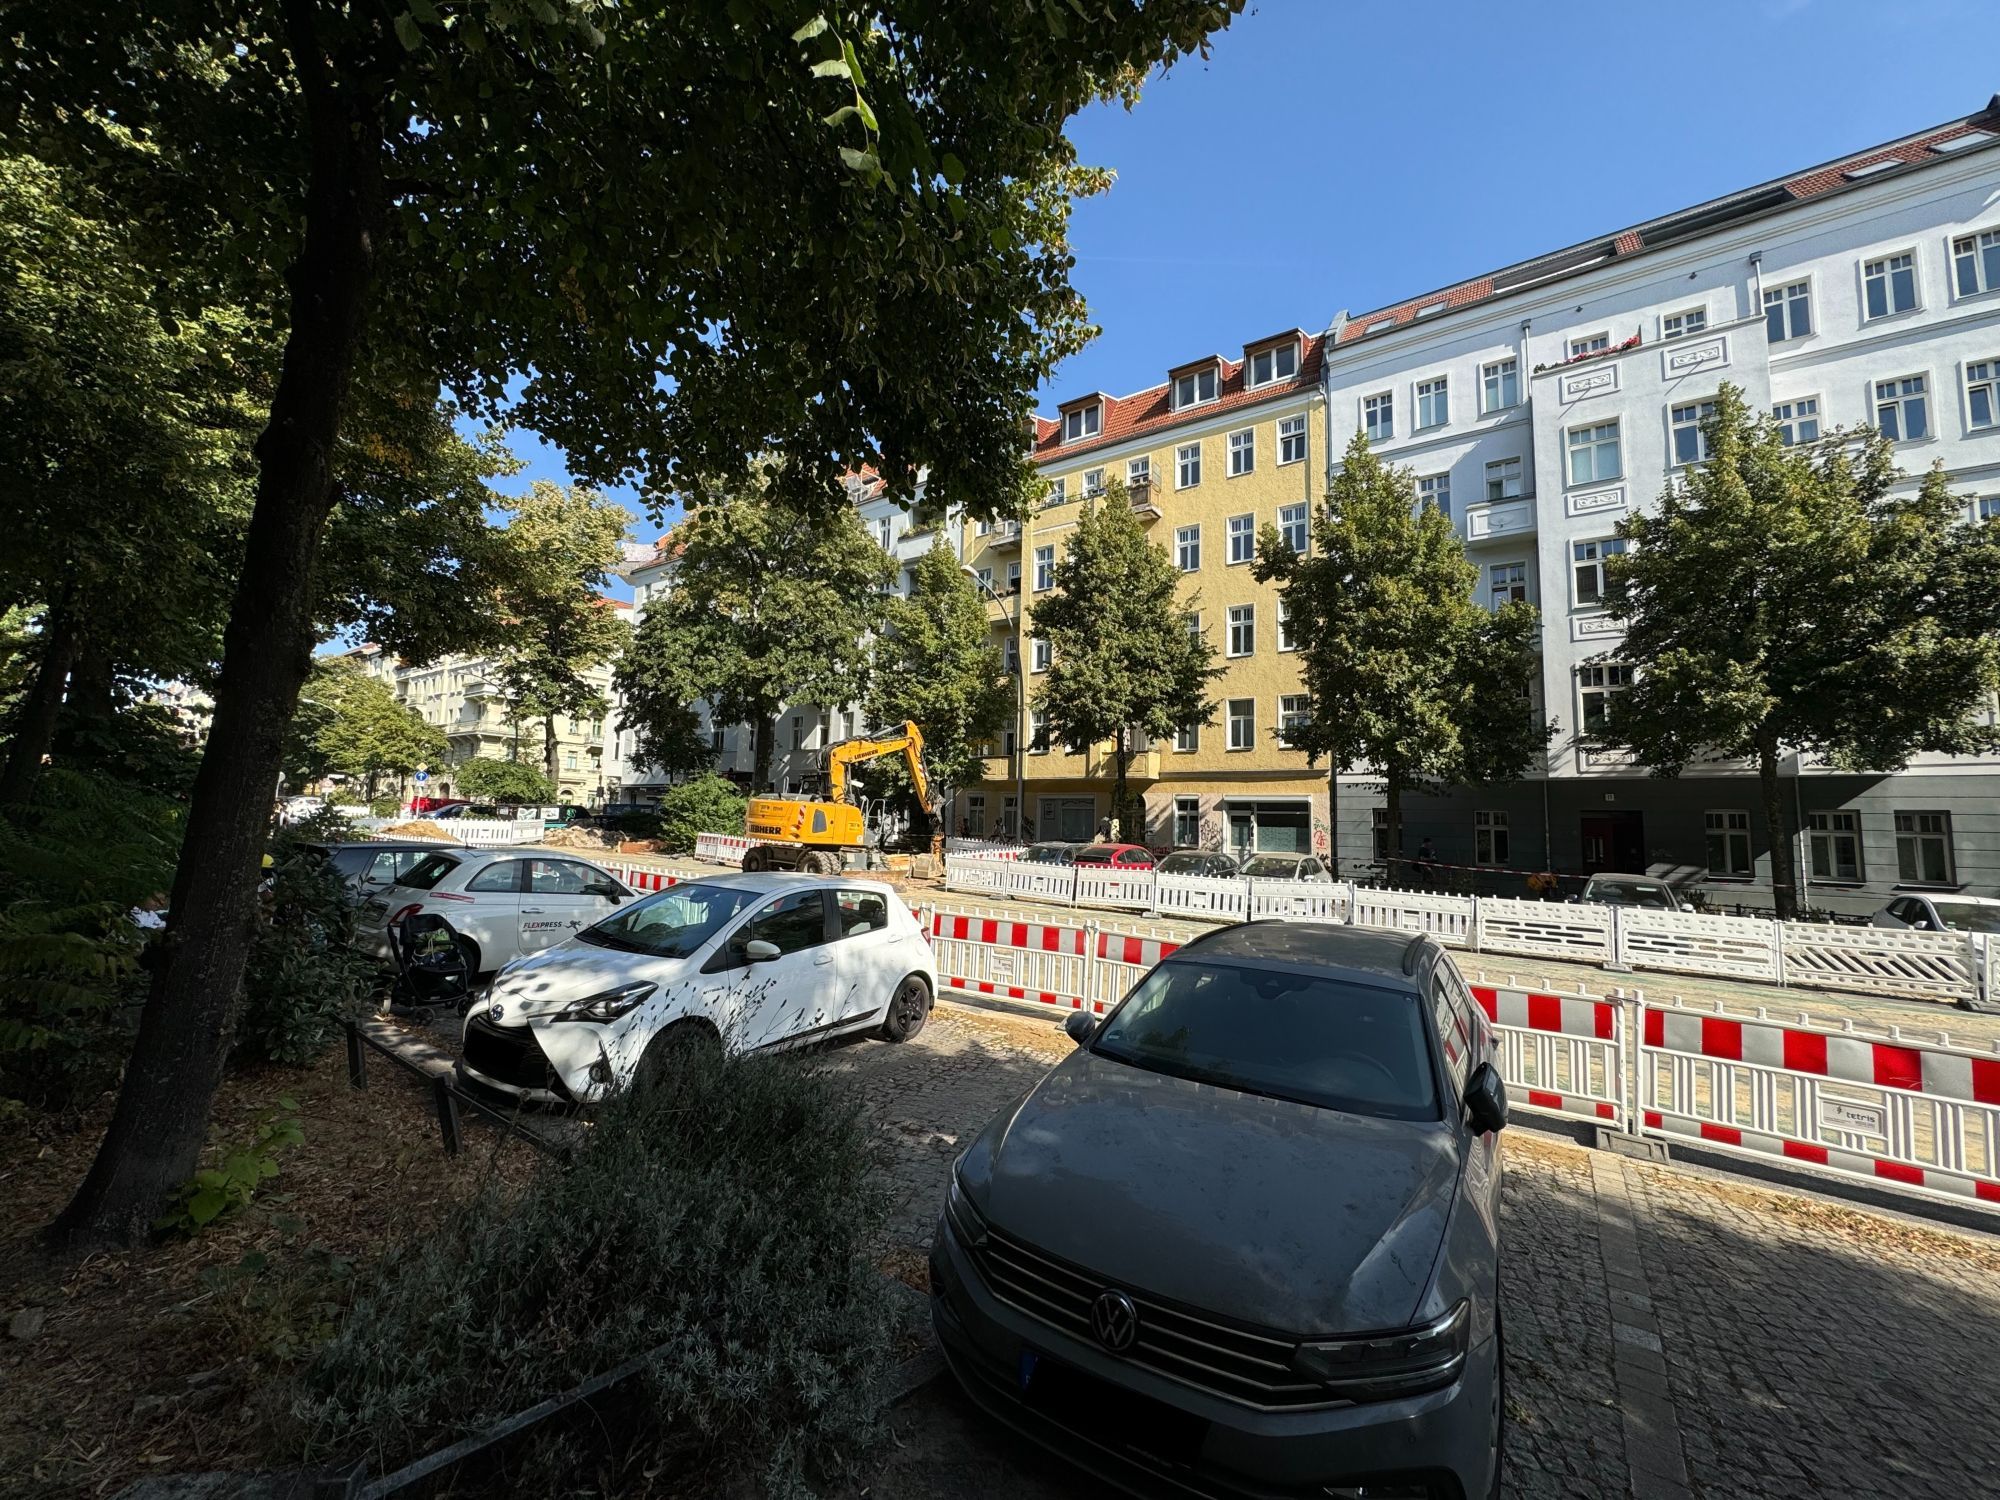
616,475,895,791
1255,433,1549,879
1031,481,1220,838
7,0,1243,1247
453,756,558,806
1596,384,2000,919
289,660,446,799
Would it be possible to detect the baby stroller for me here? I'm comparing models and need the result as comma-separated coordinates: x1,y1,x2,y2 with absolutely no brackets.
389,911,479,1019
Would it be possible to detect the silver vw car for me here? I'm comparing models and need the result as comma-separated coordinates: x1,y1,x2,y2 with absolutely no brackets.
930,922,1507,1499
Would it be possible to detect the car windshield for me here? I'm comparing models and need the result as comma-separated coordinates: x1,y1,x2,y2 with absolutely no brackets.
1023,844,1073,865
1089,959,1439,1121
578,883,761,958
1587,880,1671,908
398,854,461,890
1159,853,1214,875
1240,855,1297,879
1930,901,2000,934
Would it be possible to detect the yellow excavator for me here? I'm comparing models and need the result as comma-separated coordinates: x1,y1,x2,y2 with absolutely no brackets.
742,719,939,873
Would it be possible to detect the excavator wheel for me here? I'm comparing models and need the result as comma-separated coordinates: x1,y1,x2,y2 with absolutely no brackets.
801,849,841,875
741,845,767,873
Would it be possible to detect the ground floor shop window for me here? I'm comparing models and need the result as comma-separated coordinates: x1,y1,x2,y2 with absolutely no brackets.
1039,796,1097,843
1474,810,1509,866
1704,809,1752,878
1895,810,1954,885
964,795,984,835
1807,810,1862,883
1001,796,1018,839
1225,801,1310,859
1173,795,1200,848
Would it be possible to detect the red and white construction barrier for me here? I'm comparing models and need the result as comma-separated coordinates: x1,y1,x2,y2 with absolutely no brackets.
1471,985,1625,1126
693,832,755,865
605,863,679,893
927,909,1100,1011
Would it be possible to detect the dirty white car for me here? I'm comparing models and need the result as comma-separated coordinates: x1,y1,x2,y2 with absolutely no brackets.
356,847,635,975
458,873,937,1104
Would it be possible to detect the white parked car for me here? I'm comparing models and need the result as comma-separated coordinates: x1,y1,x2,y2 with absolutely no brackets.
1870,893,2000,935
356,847,636,975
458,873,936,1105
1240,852,1333,883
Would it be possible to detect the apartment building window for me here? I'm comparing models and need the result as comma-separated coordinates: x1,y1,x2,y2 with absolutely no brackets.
1875,374,1930,441
1173,795,1201,846
1227,604,1255,657
1578,663,1634,734
1670,399,1717,467
1485,456,1523,501
1083,467,1105,498
1773,397,1821,446
1174,367,1219,408
966,794,986,831
710,723,726,752
1372,808,1390,865
1127,455,1151,487
1278,695,1309,747
1417,473,1451,518
1249,342,1298,387
1228,429,1255,477
1049,476,1066,504
1030,710,1050,753
1474,810,1509,866
1004,561,1021,596
1573,537,1628,607
1416,376,1449,429
1033,544,1055,591
1966,360,1997,430
1227,513,1255,564
1278,502,1308,554
1003,637,1019,675
1278,414,1308,465
1895,810,1954,884
1031,636,1050,673
1980,496,2000,523
1227,698,1255,751
1764,280,1812,343
1000,795,1018,838
974,566,992,591
1363,391,1393,443
1176,442,1202,488
1174,722,1199,753
1705,809,1752,878
1662,307,1707,340
790,715,805,750
876,517,894,549
1808,810,1863,883
1185,610,1202,642
564,750,579,772
1863,252,1919,319
1064,405,1101,441
1175,524,1201,572
1482,358,1520,412
1567,420,1622,485
1277,598,1297,651
1489,561,1528,609
1568,332,1610,358
1954,229,2000,297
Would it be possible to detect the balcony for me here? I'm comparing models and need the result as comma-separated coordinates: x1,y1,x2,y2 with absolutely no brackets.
1464,496,1536,543
1127,479,1162,525
983,522,1023,552
1086,742,1160,781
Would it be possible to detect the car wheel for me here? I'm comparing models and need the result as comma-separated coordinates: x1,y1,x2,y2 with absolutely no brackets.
457,936,483,981
633,1019,723,1090
880,974,931,1043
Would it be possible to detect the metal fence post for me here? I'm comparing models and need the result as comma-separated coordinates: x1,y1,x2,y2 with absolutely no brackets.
1080,919,1100,1014
432,1074,462,1156
1343,880,1358,925
344,1022,367,1090
1622,990,1643,1135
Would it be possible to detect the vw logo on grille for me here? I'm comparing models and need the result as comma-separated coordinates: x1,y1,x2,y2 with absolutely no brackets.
1090,1289,1140,1353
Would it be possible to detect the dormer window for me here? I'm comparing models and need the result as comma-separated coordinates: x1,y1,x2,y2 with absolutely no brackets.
1063,403,1102,442
1247,341,1298,389
1173,366,1219,409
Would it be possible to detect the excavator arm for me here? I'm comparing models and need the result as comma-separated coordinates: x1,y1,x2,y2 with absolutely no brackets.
826,720,936,814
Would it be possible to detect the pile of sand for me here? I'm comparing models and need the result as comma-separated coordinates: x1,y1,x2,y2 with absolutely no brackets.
543,824,617,850
379,820,454,840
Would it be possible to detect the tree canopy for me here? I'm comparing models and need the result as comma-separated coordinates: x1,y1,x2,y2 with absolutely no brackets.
453,756,558,806
288,659,446,798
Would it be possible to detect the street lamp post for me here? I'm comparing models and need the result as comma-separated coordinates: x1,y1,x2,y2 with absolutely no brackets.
964,565,1025,841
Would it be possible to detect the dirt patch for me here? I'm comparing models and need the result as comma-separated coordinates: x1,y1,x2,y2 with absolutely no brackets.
0,1046,541,1500
377,820,453,840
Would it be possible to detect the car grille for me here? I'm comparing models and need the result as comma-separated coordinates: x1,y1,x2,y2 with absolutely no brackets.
462,1015,564,1094
974,1227,1332,1410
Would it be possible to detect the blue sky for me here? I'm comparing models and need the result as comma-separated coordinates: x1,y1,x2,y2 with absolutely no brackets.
489,0,2000,564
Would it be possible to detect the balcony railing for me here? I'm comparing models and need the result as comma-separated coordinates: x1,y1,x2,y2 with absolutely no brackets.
1127,478,1162,523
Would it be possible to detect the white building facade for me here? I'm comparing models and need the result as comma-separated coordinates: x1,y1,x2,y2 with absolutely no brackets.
1319,94,2000,913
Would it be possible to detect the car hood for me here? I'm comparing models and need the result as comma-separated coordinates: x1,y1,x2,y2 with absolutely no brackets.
961,1052,1460,1335
486,938,693,1020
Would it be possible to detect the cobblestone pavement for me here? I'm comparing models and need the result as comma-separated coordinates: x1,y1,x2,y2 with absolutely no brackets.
839,997,2000,1500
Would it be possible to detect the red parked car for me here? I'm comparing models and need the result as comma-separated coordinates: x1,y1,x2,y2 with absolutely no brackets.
1071,843,1156,869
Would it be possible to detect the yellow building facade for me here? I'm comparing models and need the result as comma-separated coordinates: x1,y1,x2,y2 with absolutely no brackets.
959,329,1336,860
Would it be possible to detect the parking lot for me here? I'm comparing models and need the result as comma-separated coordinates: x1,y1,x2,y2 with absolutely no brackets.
829,998,2000,1500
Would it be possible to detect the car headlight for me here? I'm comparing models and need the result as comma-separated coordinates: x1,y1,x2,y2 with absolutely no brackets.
552,981,657,1024
945,1171,989,1250
1291,1300,1470,1401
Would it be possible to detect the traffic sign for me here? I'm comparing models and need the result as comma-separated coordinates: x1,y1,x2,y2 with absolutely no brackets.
414,769,430,783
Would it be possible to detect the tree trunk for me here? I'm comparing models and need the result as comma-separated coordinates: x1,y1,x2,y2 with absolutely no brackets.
49,16,385,1251
543,714,559,790
1112,732,1129,842
1325,760,1340,880
56,644,117,761
0,602,80,805
1385,769,1403,887
1756,730,1797,923
753,714,776,792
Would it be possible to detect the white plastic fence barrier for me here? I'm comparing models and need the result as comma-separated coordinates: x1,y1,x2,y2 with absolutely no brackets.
1348,885,1472,947
1615,907,1781,983
444,819,548,846
925,906,1097,1013
1154,872,1250,922
1470,983,1625,1126
944,838,1025,860
1777,924,1981,1007
693,832,755,865
1246,878,1352,924
1471,896,1613,964
1073,864,1158,912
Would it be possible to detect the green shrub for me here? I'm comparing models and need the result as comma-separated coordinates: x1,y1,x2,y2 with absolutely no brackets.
156,1098,305,1234
367,795,402,818
294,1050,898,1493
233,831,376,1066
611,809,664,838
452,756,557,805
654,774,747,854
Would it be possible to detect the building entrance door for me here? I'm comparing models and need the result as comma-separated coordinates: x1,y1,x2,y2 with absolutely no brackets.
1580,811,1645,873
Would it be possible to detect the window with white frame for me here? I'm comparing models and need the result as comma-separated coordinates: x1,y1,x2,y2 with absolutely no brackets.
1773,397,1821,446
1029,709,1050,753
1485,456,1523,501
1568,331,1610,358
1063,405,1101,442
876,517,894,549
1705,809,1752,877
1173,795,1201,845
1248,342,1298,387
1573,537,1628,607
1482,358,1520,412
1808,810,1862,883
1228,428,1255,477
1416,376,1449,429
1661,307,1707,340
1363,391,1393,443
1875,374,1930,441
1954,229,2000,298
1176,441,1202,488
975,566,992,591
966,794,985,830
1863,252,1919,319
1567,420,1622,485
1895,810,1954,884
1175,524,1201,572
1227,513,1255,564
1474,810,1509,866
1127,455,1151,487
1417,473,1451,518
1227,698,1254,751
1031,636,1050,673
1082,467,1105,497
1578,662,1634,734
1489,561,1528,609
1763,279,1812,343
1278,502,1308,554
1277,598,1297,651
1185,610,1201,643
1033,544,1054,591
1966,360,1997,430
1005,560,1021,595
1173,367,1219,408
1049,476,1066,504
1980,496,2000,522
1278,414,1308,465
1278,695,1309,746
1227,604,1255,657
1670,398,1717,466
1003,636,1019,675
1174,722,1199,753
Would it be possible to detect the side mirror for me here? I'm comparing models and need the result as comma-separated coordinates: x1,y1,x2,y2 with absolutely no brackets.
1063,1010,1098,1048
1464,1062,1508,1135
744,938,781,963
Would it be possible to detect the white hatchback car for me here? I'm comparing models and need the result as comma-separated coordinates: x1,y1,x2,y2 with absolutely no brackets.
356,847,636,975
459,873,936,1105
